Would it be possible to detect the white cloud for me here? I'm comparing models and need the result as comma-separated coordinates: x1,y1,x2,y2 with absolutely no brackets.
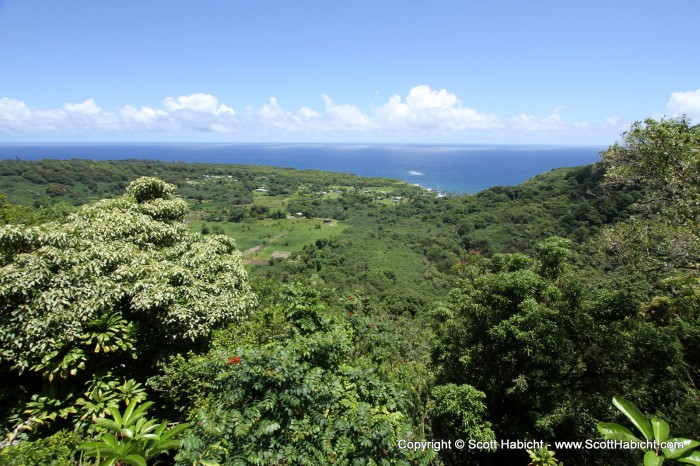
163,93,220,113
0,98,118,133
120,105,168,123
321,94,371,129
251,97,298,132
119,105,173,133
509,107,566,132
667,88,700,120
218,104,235,115
0,88,629,142
504,106,625,143
0,98,32,130
375,85,502,131
63,98,102,115
298,107,321,119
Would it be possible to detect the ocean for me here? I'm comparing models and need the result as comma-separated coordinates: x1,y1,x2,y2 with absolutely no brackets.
0,143,603,194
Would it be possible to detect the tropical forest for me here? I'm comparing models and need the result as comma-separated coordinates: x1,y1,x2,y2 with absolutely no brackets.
1,117,699,466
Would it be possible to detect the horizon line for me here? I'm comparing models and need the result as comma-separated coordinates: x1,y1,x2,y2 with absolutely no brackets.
0,141,607,148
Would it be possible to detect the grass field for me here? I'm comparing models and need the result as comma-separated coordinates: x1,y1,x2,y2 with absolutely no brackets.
250,191,289,208
188,217,347,262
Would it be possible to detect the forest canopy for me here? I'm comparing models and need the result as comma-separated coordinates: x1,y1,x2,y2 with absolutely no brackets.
0,117,698,466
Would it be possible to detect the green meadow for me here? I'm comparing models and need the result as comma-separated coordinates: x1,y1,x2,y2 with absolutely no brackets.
188,217,347,260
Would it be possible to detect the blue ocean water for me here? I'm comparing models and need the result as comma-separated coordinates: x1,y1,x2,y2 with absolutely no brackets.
0,143,603,194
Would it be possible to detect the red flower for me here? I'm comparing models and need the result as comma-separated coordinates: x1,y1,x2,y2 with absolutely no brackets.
227,356,241,365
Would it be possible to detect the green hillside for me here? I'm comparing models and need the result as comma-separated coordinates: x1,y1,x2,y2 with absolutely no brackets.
1,117,699,466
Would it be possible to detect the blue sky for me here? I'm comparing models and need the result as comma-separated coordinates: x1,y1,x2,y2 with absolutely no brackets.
1,0,699,144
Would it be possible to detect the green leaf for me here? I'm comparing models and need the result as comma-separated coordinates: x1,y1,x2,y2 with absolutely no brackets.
652,417,670,443
159,422,191,441
678,450,700,465
121,401,153,429
663,438,700,459
78,441,116,455
122,454,148,466
95,418,122,432
198,460,221,466
152,439,181,452
109,406,124,426
644,450,664,466
613,396,654,441
101,433,121,450
597,422,639,442
153,421,168,437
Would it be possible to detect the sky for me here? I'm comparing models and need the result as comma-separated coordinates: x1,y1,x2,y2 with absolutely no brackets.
1,0,699,144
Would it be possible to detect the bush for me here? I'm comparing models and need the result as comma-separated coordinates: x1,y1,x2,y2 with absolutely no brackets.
0,430,82,466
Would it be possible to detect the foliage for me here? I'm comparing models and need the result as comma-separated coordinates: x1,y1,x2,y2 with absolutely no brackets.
602,116,700,222
0,177,255,438
527,446,563,466
0,120,698,466
534,236,572,279
598,396,700,465
0,429,82,466
599,117,700,274
0,194,69,226
428,384,494,443
428,383,495,465
0,158,408,209
79,397,190,466
156,284,433,465
430,238,697,465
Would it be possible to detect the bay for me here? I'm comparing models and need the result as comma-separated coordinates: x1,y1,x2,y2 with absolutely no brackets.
0,143,603,194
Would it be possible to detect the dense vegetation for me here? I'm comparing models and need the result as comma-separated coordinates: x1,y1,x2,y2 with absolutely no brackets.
0,117,698,465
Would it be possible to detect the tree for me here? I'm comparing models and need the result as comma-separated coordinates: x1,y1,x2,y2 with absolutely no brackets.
602,116,700,223
431,242,589,464
0,177,256,437
430,239,695,465
155,284,434,466
599,117,700,273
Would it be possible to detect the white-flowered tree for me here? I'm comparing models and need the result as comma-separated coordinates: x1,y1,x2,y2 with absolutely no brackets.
0,177,256,438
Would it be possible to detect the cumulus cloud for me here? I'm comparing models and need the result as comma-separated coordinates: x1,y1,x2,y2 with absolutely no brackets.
0,98,118,133
322,94,371,129
509,107,566,132
504,106,625,142
162,93,234,115
119,105,172,133
0,98,32,129
63,98,102,115
375,85,501,131
667,88,700,120
0,87,625,142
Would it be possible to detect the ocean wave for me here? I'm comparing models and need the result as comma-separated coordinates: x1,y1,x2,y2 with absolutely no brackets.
408,170,425,176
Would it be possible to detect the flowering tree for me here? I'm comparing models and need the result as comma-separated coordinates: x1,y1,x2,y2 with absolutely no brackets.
0,177,256,435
